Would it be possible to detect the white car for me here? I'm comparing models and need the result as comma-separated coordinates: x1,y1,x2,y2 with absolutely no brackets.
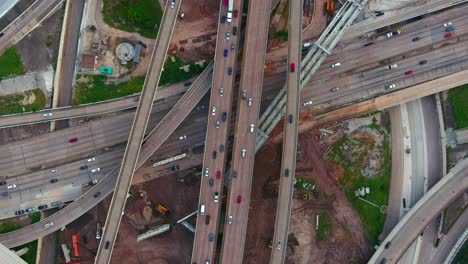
91,168,101,173
50,169,58,173
170,0,175,8
227,215,233,224
178,135,187,140
250,124,255,133
226,32,230,40
241,149,246,158
44,222,54,229
330,62,341,68
7,184,16,189
211,106,216,116
248,98,252,107
387,64,398,69
204,168,209,177
386,84,396,89
443,21,453,27
87,157,96,163
42,113,52,117
303,100,313,107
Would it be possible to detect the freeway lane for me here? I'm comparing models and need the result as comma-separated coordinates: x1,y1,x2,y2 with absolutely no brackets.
368,158,468,264
2,3,468,249
191,0,245,262
95,1,181,263
55,0,85,129
218,0,272,263
0,0,63,54
269,0,301,262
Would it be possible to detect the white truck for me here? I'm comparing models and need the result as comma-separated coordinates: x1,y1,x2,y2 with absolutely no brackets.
227,0,234,22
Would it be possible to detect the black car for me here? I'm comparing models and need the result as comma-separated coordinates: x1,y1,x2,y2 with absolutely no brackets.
133,97,140,102
80,165,88,170
2,192,8,197
233,26,238,36
212,151,217,159
105,241,110,249
288,114,293,123
0,181,6,186
233,170,238,178
219,145,225,152
221,15,226,24
0,32,4,38
15,210,25,215
38,204,48,210
285,168,289,177
209,179,214,187
363,42,374,47
94,192,101,198
50,179,58,184
209,233,214,242
412,37,421,42
419,60,428,65
384,242,391,249
184,81,192,87
222,112,227,122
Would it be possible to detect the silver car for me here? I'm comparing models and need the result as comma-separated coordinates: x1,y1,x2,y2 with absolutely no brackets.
220,87,224,97
227,215,233,224
211,106,216,116
330,62,341,68
204,168,209,177
226,32,230,40
241,149,246,158
42,113,52,117
303,100,313,107
330,87,340,93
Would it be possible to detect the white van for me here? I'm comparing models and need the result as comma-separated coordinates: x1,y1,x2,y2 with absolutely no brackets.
44,222,54,229
200,204,205,215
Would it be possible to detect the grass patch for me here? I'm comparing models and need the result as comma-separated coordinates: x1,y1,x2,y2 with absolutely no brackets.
0,88,46,115
159,56,206,85
0,221,21,234
316,212,332,241
45,35,53,47
102,0,163,39
12,240,37,264
29,212,41,224
273,30,288,41
74,57,205,105
329,127,391,245
448,84,468,129
0,47,24,80
294,177,316,192
453,240,468,264
0,220,38,263
74,75,145,105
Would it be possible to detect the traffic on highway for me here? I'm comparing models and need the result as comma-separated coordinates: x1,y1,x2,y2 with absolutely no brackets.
0,0,467,263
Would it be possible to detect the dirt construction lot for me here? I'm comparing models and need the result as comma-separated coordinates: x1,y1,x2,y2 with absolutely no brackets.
243,129,372,264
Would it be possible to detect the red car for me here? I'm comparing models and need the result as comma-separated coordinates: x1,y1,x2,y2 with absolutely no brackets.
444,32,453,39
216,170,221,179
404,70,414,75
223,0,228,6
290,63,295,72
237,195,242,204
234,10,239,18
68,138,78,143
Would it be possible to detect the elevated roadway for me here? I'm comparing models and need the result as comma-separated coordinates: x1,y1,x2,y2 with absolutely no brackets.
218,0,272,263
0,51,467,251
0,0,466,130
0,0,63,54
191,0,245,262
269,0,302,262
368,158,468,264
1,3,468,249
95,1,181,263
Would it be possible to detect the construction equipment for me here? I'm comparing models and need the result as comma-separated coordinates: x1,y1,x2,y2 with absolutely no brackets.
154,203,170,216
293,192,311,200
